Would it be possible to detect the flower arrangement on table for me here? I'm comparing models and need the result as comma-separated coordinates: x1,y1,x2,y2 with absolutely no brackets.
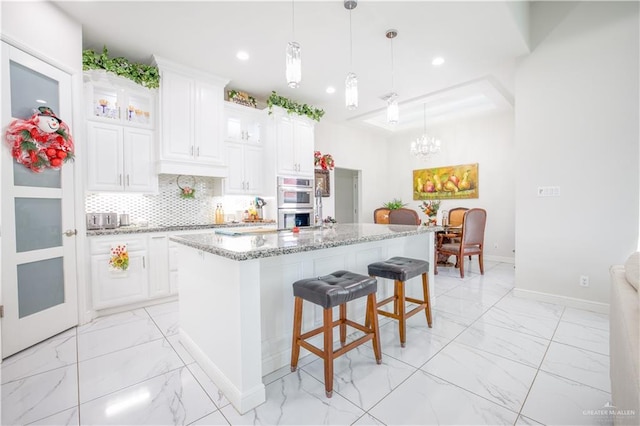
419,200,440,226
314,151,335,170
109,244,129,272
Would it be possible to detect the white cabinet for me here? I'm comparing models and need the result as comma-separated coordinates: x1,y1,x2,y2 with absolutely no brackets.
148,235,171,298
224,103,265,194
153,56,230,177
90,235,149,310
274,113,315,177
86,122,156,192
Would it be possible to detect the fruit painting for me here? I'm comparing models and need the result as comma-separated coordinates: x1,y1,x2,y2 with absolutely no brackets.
413,163,479,200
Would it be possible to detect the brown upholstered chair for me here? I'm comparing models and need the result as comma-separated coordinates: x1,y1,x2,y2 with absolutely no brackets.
437,208,486,278
373,208,391,224
388,208,421,225
448,207,468,227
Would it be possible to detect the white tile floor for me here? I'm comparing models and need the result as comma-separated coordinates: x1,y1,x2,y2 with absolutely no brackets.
1,260,614,425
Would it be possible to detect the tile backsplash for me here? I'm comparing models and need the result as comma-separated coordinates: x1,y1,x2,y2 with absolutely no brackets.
85,174,259,227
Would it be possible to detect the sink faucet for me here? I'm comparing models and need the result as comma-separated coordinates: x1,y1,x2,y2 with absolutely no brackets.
315,183,323,226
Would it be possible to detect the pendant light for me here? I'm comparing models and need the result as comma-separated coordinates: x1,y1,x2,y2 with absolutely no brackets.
411,104,441,160
345,0,358,110
286,0,301,88
385,29,399,125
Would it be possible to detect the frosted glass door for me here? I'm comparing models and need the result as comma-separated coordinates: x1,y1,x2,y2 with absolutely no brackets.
1,42,78,358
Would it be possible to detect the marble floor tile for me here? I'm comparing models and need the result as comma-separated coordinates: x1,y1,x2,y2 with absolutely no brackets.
421,341,537,411
470,269,516,290
219,369,364,425
453,319,550,368
378,321,450,368
79,366,217,425
28,406,79,426
405,308,472,340
301,344,415,410
493,293,565,320
1,365,78,426
150,310,180,336
166,334,195,365
1,332,77,384
441,284,507,306
187,362,230,409
77,316,164,361
144,300,179,317
262,353,317,386
481,305,560,340
553,321,610,356
77,308,150,335
432,294,491,322
521,371,613,426
561,307,610,331
369,370,518,425
190,410,230,425
78,338,184,403
433,275,461,296
351,413,385,425
515,414,544,425
540,341,611,393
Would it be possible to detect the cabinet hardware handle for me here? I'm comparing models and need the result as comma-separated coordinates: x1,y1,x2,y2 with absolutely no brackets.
197,146,200,157
127,175,130,186
246,181,250,190
190,146,194,156
151,236,165,239
63,229,77,237
119,174,122,185
143,256,146,269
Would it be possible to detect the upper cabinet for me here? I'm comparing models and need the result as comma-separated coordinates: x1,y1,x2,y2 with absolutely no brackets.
84,70,158,193
272,109,315,177
224,101,264,145
153,56,230,177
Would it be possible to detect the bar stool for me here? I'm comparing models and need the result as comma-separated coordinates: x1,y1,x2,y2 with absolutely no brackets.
368,256,432,347
290,270,382,397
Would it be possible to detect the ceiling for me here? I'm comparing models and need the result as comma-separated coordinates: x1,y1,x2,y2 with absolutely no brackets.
52,0,530,134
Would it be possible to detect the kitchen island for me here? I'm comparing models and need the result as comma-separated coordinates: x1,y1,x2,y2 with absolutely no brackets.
171,223,437,413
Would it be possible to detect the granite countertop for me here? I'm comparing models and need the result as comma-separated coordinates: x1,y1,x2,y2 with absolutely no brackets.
86,221,276,236
170,223,441,261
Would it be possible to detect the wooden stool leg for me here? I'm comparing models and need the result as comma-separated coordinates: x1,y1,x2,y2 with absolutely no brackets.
339,304,347,347
323,307,334,398
368,293,382,364
290,297,303,372
397,280,407,347
422,273,432,328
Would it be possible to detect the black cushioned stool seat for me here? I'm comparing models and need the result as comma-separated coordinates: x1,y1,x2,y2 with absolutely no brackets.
291,270,382,398
368,256,432,347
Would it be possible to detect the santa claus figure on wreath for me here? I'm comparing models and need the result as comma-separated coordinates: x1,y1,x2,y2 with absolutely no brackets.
5,106,74,172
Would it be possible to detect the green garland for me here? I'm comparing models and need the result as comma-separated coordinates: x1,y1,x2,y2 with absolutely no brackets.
267,91,325,122
82,46,160,89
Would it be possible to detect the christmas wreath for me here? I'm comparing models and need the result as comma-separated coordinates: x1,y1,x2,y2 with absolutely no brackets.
5,106,75,172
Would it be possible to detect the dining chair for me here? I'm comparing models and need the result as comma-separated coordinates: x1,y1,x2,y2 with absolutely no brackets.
448,207,468,227
388,208,421,225
437,208,486,278
373,208,391,224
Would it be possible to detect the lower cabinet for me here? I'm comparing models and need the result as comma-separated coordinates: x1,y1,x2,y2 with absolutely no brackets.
90,233,179,310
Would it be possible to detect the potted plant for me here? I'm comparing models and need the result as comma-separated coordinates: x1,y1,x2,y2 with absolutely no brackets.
383,199,407,210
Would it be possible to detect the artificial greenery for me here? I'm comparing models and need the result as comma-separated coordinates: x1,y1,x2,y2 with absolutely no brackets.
267,91,325,122
383,199,407,210
82,46,160,89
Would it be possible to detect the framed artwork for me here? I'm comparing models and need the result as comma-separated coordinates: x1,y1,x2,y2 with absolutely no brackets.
315,169,330,197
413,163,479,200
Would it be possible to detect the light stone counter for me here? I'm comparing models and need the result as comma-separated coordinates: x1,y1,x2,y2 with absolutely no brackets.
173,223,438,414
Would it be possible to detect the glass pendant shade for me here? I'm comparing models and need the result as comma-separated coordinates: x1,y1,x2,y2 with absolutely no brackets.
387,93,399,125
411,134,441,160
286,41,301,88
345,72,358,110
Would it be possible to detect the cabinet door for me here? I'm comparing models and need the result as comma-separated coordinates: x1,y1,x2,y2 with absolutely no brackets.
91,250,148,309
87,122,124,191
244,145,264,194
195,81,224,164
225,108,245,144
148,235,170,298
276,116,297,175
244,111,264,145
123,128,157,192
168,241,179,294
224,143,246,194
159,70,194,161
295,120,315,177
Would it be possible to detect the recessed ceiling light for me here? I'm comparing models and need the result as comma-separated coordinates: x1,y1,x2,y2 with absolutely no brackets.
326,86,336,94
432,57,445,66
236,51,249,61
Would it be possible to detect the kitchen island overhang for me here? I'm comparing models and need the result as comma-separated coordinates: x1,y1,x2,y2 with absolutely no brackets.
171,223,438,414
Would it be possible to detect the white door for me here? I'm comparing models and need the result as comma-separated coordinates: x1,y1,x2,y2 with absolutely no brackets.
1,43,78,358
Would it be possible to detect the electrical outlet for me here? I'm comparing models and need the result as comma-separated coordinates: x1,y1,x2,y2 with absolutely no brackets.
493,243,498,249
580,275,589,287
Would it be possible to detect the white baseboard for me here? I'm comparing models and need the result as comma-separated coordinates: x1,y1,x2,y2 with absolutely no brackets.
180,330,265,414
512,288,609,314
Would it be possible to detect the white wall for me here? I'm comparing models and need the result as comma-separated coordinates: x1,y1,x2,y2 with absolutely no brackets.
387,110,516,261
515,1,639,306
315,121,390,223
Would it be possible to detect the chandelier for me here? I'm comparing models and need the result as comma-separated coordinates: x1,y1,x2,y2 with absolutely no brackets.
411,104,441,160
345,0,358,110
385,29,399,125
286,0,301,88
